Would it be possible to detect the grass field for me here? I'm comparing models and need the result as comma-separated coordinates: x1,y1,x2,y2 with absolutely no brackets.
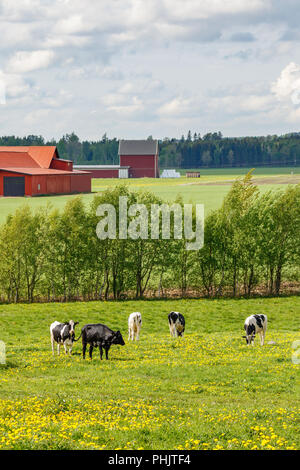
0,297,299,450
176,167,300,176
0,167,299,224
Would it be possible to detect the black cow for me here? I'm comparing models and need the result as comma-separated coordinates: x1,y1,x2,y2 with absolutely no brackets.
168,311,185,337
78,324,125,360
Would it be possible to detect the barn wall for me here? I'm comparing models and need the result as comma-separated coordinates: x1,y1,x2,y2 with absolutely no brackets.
86,169,119,178
45,175,71,195
50,159,73,171
31,175,71,196
70,174,92,193
31,175,47,196
32,174,91,196
120,154,158,178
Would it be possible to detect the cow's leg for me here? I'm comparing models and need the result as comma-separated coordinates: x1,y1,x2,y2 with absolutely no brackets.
260,332,265,346
99,345,103,360
63,341,68,355
105,345,110,360
258,332,261,345
51,336,55,356
89,345,93,360
262,326,267,345
136,328,140,341
82,342,87,359
57,342,60,355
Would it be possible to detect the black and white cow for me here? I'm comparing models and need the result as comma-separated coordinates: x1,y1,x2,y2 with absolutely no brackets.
78,323,125,360
168,311,185,338
128,312,142,341
50,320,79,356
243,314,267,346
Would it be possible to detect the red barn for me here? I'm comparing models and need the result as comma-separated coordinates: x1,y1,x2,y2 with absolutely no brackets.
119,140,159,178
0,146,91,197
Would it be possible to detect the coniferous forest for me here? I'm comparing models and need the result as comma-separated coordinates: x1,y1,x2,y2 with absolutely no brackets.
1,131,300,168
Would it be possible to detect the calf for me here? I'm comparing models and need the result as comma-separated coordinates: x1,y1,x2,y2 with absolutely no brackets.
168,311,185,338
243,314,267,346
128,312,142,341
50,320,79,356
79,323,125,360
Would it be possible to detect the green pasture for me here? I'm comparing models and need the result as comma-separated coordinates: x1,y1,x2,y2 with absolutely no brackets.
0,297,299,450
176,166,300,176
0,167,299,224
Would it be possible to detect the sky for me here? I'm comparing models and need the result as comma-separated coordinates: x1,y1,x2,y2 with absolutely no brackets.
1,0,300,141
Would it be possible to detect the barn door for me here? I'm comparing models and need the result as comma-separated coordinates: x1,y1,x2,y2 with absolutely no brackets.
118,168,128,179
3,176,25,196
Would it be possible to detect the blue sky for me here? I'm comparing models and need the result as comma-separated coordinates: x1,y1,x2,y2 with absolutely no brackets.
1,0,300,140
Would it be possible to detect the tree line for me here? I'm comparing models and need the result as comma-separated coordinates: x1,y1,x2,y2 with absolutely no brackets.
1,131,300,168
0,176,299,303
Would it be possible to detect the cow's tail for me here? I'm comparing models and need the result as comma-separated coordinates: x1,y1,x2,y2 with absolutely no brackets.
74,331,83,342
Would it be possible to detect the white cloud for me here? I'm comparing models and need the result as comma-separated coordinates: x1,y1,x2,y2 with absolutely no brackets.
24,108,51,125
54,14,85,35
157,97,193,117
0,1,43,21
6,50,55,74
162,0,270,21
106,96,144,116
43,34,91,49
0,69,34,101
271,62,300,100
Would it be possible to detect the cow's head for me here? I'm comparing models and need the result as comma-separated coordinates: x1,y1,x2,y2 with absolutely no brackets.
243,322,256,345
69,321,79,340
242,334,255,345
112,330,125,346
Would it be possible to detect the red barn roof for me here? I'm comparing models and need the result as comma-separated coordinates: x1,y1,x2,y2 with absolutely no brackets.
0,151,39,168
0,146,57,169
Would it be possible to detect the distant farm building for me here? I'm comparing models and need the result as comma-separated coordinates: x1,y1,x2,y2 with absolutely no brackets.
0,146,91,197
74,165,130,179
119,140,159,178
74,139,159,179
186,171,200,178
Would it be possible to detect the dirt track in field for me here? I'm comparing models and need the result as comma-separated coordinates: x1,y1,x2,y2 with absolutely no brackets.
181,175,300,186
